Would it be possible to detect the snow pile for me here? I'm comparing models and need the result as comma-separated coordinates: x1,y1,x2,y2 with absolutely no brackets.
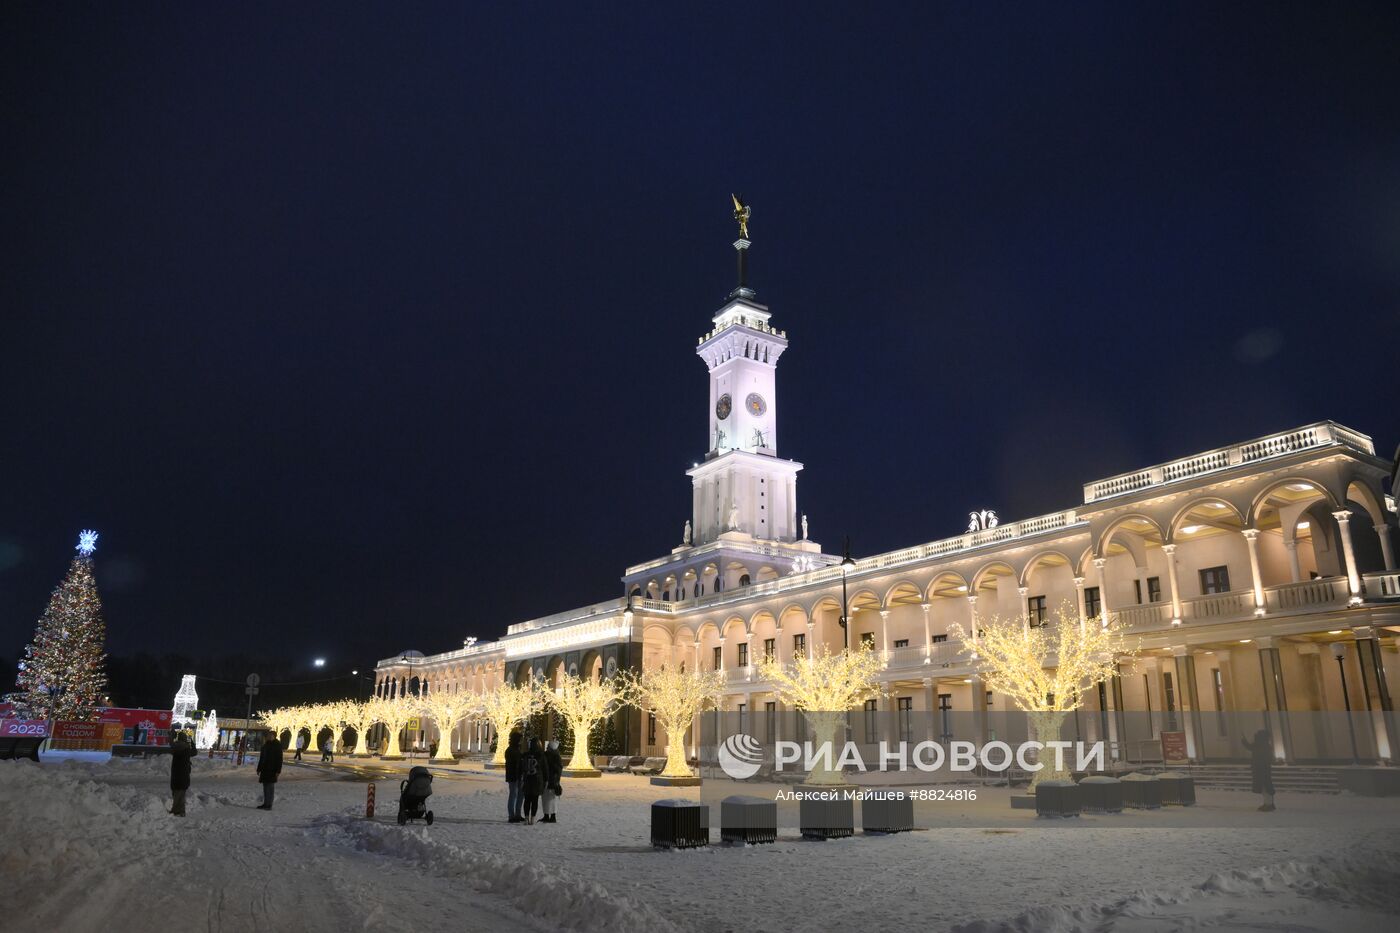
311,811,680,933
0,760,174,887
951,832,1400,933
49,751,243,777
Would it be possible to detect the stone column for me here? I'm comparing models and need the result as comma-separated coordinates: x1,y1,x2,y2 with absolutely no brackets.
1352,626,1396,763
879,610,891,662
1375,522,1396,571
1242,529,1266,615
923,678,937,742
806,621,815,659
1074,576,1087,629
966,594,979,644
970,675,987,748
1333,510,1363,601
1296,644,1331,761
717,637,726,673
1108,664,1126,761
1161,544,1183,625
693,640,701,673
1093,557,1111,618
1173,649,1203,761
920,603,932,663
745,633,754,681
1283,538,1302,583
1256,638,1292,762
1018,586,1030,630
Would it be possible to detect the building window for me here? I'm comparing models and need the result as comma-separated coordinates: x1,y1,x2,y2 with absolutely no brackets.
763,638,775,661
938,694,953,742
647,713,656,744
1133,579,1142,604
1084,586,1101,620
764,701,776,741
713,646,722,671
793,632,806,655
931,633,948,643
894,638,909,649
897,697,913,743
739,574,751,587
1212,669,1227,736
1199,565,1231,595
1027,594,1047,627
1163,671,1178,731
737,642,749,667
737,703,746,733
662,590,670,601
864,699,878,742
860,632,876,650
1147,576,1162,603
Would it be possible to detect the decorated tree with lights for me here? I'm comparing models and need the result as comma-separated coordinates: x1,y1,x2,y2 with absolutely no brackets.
341,700,379,756
758,643,884,785
366,696,414,759
419,692,480,761
952,603,1137,785
619,665,725,778
260,709,295,749
480,680,546,766
8,531,109,721
547,671,629,775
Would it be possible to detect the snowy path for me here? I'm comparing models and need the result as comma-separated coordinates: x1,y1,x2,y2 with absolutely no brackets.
5,755,1400,932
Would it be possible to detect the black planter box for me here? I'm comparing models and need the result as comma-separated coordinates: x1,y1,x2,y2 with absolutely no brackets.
1120,774,1162,809
650,800,710,849
721,795,777,844
1034,780,1081,818
1078,776,1124,813
799,794,854,840
1158,772,1196,806
861,791,914,833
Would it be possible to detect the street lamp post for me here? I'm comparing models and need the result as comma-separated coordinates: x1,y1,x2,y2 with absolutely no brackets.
1332,643,1360,764
839,536,856,650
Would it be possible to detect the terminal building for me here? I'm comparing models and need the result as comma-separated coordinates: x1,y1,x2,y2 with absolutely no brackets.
376,222,1399,768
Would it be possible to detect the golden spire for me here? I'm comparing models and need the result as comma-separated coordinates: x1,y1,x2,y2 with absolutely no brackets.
731,193,751,240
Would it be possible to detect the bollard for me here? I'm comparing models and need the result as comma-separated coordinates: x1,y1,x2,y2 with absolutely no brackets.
366,783,376,819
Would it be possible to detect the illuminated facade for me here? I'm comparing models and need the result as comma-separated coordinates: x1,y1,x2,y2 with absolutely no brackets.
376,232,1399,766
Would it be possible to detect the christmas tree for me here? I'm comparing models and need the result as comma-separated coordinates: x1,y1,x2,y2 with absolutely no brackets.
8,531,109,720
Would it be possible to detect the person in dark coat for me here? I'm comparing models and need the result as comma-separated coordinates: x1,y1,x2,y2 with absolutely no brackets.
169,732,195,817
504,731,524,823
541,739,562,823
520,737,546,825
257,735,284,810
1242,728,1275,811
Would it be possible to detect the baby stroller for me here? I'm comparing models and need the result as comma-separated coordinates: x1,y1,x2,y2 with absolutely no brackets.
397,766,434,825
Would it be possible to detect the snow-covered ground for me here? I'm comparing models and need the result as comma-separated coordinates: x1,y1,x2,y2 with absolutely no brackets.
4,753,1399,932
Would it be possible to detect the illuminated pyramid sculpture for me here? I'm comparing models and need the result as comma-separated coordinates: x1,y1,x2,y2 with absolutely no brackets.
172,674,199,729
196,709,219,749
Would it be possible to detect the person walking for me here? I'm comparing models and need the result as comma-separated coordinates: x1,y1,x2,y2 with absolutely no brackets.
504,731,524,823
521,737,545,825
321,734,334,763
541,738,562,824
1242,728,1275,811
294,732,305,762
257,734,284,810
169,731,195,817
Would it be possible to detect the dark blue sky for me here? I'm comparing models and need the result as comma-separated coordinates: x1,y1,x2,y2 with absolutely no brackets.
3,2,1397,670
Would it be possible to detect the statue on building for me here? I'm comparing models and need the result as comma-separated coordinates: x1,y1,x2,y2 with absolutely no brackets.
801,513,809,540
967,510,999,532
683,520,692,546
728,502,741,531
731,193,751,240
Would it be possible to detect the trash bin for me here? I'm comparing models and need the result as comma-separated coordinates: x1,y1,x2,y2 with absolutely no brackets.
650,800,709,849
1158,772,1196,806
721,795,777,844
800,793,854,840
862,790,914,833
1120,772,1162,809
1078,776,1123,813
1034,780,1081,818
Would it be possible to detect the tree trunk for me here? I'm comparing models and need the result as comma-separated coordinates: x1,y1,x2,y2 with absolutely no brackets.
567,721,597,772
1029,710,1069,787
802,712,847,786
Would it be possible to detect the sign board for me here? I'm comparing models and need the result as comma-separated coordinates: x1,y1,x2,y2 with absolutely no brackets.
406,718,420,731
51,720,123,751
246,674,261,688
99,707,173,746
1161,730,1189,764
0,719,50,738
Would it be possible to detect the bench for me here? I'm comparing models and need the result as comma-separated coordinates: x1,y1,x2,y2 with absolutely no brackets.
630,757,667,775
0,737,43,762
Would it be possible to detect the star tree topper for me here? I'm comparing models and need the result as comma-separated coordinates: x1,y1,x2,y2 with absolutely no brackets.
77,530,99,556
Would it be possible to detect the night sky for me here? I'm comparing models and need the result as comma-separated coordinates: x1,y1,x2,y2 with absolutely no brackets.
3,3,1397,675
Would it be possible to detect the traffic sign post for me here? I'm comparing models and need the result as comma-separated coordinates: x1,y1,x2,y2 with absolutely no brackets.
245,674,261,724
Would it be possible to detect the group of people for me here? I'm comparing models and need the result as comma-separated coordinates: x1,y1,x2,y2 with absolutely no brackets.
503,732,562,824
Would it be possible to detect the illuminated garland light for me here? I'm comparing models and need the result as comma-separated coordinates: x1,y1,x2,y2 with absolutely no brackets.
757,644,884,786
951,603,1140,786
172,674,199,728
77,530,99,556
618,665,725,777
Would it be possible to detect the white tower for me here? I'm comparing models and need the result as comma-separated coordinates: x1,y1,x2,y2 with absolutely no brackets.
687,197,804,546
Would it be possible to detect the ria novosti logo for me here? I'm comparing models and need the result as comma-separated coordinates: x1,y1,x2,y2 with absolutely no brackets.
718,733,765,780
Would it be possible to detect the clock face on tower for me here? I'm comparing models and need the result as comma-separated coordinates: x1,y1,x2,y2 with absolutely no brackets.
715,394,732,420
745,392,767,416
